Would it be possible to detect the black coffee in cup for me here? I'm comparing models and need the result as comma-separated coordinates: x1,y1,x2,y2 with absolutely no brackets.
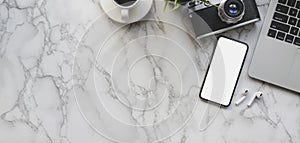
114,0,137,7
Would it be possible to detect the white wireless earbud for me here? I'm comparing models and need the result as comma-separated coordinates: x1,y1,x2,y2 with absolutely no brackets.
247,92,263,107
235,89,249,106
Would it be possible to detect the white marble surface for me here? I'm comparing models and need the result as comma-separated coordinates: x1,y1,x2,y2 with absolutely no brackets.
0,0,300,143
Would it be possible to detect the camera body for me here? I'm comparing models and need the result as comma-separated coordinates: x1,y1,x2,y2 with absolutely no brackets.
189,0,260,39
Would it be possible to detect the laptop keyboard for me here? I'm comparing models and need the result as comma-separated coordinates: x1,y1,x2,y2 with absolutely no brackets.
268,0,300,46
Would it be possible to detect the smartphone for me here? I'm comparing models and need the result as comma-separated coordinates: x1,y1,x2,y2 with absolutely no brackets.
199,37,248,107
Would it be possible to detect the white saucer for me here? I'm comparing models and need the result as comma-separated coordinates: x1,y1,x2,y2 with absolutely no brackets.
100,0,153,24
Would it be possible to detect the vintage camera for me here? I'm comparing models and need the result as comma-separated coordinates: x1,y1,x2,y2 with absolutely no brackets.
188,0,260,39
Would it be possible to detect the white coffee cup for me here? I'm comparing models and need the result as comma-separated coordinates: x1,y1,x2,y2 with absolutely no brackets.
113,0,140,21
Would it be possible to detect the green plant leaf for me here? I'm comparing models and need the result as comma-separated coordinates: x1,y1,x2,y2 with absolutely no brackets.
171,2,182,11
164,0,171,12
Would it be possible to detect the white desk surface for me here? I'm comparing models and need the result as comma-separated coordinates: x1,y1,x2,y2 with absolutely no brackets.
0,0,299,143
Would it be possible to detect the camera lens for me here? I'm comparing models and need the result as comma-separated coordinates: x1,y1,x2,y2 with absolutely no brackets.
218,0,245,24
229,4,238,14
224,0,244,17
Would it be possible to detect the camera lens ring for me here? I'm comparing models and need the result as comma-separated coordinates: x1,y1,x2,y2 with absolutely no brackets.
218,0,245,24
224,0,244,17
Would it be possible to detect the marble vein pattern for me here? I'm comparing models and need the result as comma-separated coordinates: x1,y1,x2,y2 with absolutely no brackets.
0,0,299,143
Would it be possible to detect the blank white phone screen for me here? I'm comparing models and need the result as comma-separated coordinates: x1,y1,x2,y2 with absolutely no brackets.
200,37,248,106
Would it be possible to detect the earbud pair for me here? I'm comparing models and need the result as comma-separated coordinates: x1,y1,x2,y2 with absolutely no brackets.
235,89,263,107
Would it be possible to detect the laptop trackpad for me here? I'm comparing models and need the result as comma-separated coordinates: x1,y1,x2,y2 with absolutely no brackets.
288,50,300,91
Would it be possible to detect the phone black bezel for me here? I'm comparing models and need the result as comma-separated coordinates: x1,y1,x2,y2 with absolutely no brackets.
199,36,249,107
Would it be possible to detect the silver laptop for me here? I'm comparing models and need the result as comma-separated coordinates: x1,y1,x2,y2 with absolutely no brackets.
249,0,300,93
